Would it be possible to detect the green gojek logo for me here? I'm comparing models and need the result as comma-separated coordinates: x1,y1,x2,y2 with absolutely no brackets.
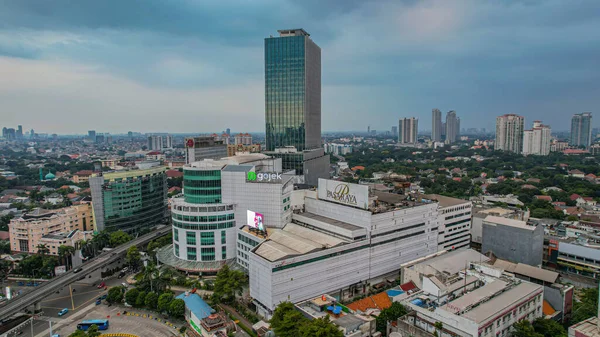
247,171,257,181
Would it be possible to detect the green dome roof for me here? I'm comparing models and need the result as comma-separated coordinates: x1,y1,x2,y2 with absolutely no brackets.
44,172,55,180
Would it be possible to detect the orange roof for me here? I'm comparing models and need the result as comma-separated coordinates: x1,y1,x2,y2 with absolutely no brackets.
351,166,365,171
542,300,556,316
346,292,391,312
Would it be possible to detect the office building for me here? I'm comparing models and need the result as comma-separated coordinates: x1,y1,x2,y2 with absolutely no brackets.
234,133,252,145
8,204,94,255
88,130,96,142
324,143,353,156
2,128,16,141
391,126,398,138
185,136,228,164
263,29,330,185
147,135,163,151
95,134,105,144
571,112,593,148
16,125,23,140
249,180,439,318
422,194,472,251
395,249,544,337
482,216,543,267
89,165,168,233
265,29,321,152
398,117,418,144
445,111,460,144
226,144,261,157
523,121,551,156
431,108,442,142
495,114,525,153
156,154,294,274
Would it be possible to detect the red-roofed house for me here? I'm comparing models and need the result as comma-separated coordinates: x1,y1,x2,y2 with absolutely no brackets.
568,169,585,178
452,177,462,182
577,197,597,207
166,170,184,178
535,195,553,202
351,166,365,172
346,291,392,313
570,194,582,201
168,186,182,194
564,149,589,156
146,151,165,161
552,201,566,207
399,281,417,292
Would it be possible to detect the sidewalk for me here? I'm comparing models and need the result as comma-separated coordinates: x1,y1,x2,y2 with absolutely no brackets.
35,302,98,337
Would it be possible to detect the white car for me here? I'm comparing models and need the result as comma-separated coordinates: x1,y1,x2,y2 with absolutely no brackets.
121,282,129,288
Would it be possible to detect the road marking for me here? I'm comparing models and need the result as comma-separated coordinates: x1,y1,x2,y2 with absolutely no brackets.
42,289,106,302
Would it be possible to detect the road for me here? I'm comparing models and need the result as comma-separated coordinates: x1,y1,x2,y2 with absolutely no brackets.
0,225,171,321
3,260,134,337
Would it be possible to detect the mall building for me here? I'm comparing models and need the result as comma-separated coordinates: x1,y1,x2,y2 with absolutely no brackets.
248,179,441,318
157,154,295,274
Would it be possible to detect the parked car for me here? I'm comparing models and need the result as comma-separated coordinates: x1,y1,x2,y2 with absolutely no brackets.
97,282,105,289
73,268,82,273
26,282,32,287
122,267,129,273
121,282,129,288
118,272,125,279
58,308,68,316
95,299,101,305
17,281,24,286
100,294,108,300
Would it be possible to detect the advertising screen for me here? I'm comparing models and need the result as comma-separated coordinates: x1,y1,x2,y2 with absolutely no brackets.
247,210,265,231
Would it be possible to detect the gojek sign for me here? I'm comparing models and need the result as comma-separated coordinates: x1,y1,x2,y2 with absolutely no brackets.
247,171,283,182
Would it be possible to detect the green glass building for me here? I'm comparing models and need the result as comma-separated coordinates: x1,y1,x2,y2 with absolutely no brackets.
265,29,321,152
90,166,168,233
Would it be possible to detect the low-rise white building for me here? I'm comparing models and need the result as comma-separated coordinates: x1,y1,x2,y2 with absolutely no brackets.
249,181,440,318
422,194,472,251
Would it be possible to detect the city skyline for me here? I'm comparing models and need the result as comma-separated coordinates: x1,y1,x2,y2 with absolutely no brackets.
0,1,599,133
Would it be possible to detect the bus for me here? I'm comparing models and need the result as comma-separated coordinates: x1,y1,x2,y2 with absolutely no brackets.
77,319,109,331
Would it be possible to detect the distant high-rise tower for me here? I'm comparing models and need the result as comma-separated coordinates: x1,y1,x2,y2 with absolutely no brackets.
265,29,321,152
147,135,163,150
496,114,525,154
88,130,96,142
523,121,551,156
431,109,442,142
391,126,398,138
398,117,418,144
16,125,23,140
163,135,173,149
226,128,231,136
445,111,460,144
367,125,370,135
570,112,593,148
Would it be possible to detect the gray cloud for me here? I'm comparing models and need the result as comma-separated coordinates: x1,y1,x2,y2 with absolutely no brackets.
0,0,598,133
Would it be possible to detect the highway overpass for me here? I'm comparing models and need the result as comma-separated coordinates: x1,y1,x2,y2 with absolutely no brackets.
0,225,172,321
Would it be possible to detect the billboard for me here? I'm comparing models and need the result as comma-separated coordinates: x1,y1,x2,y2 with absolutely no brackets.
247,171,283,183
317,178,369,209
247,210,265,231
54,265,67,275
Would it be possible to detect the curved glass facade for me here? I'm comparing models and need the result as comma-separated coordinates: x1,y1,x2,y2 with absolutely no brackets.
183,169,221,204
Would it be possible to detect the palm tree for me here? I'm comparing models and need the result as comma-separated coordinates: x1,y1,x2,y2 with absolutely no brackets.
58,245,76,270
36,244,50,256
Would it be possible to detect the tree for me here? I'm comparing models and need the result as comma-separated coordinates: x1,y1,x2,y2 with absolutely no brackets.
145,291,159,310
212,264,245,304
512,320,543,337
531,318,567,337
376,302,407,335
125,288,139,306
571,287,599,324
136,290,147,308
126,245,141,270
270,302,308,337
300,316,344,337
158,292,174,312
68,330,87,337
433,322,443,337
0,240,10,254
168,298,186,318
567,215,579,221
87,325,101,337
58,245,75,270
36,244,50,255
109,230,132,247
107,286,124,304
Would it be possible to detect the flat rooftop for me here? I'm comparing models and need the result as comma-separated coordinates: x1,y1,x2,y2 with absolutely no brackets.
484,215,533,231
254,223,347,262
422,194,470,208
413,249,489,276
295,212,363,232
455,281,541,324
570,317,600,337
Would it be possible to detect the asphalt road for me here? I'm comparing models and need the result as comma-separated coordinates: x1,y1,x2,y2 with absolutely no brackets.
4,259,133,337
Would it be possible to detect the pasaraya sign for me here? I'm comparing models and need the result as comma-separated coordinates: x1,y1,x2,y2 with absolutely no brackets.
247,171,283,183
317,178,369,209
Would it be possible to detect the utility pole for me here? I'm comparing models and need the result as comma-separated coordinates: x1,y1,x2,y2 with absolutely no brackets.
69,285,75,310
49,320,53,337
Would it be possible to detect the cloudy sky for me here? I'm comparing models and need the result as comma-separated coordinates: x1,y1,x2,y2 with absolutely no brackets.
0,0,598,134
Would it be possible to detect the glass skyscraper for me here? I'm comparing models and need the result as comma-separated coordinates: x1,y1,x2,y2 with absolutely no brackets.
570,112,593,148
265,29,321,152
